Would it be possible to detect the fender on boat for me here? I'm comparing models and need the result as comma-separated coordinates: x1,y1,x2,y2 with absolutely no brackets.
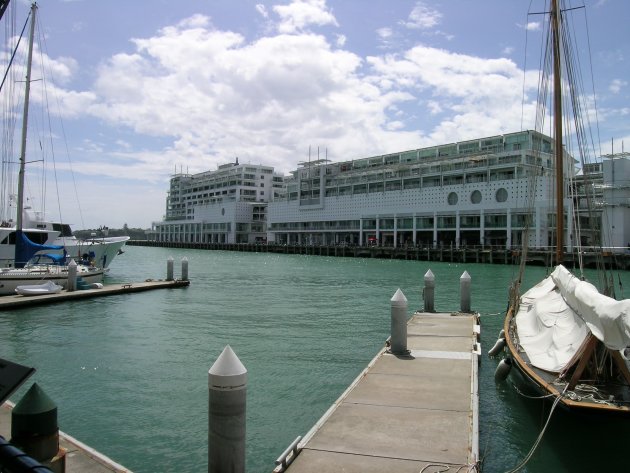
488,337,506,357
494,357,512,382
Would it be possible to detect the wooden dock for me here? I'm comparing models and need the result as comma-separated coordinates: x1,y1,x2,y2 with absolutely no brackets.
0,280,190,310
1,402,131,472
276,312,480,473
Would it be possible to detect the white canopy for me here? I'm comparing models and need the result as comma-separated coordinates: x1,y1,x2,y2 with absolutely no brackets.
515,265,630,373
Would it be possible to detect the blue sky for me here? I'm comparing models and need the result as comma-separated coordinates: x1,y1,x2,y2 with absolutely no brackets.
2,0,628,229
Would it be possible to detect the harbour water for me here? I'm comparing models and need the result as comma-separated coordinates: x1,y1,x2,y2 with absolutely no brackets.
1,246,629,472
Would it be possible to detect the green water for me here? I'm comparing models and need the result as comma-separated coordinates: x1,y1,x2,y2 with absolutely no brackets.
1,246,629,472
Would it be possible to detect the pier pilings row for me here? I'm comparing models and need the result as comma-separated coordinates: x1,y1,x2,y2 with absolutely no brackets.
127,241,630,270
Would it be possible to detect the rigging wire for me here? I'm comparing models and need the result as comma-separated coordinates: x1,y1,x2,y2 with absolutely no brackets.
0,2,19,224
36,13,86,230
503,386,567,473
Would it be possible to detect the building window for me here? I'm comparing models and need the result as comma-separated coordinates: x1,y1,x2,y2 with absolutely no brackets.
471,190,482,204
496,188,508,202
447,192,458,205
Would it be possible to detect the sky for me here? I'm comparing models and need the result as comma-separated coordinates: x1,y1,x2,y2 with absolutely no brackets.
1,0,628,230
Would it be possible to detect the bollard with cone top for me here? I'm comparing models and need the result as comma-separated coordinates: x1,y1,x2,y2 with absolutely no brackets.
423,269,435,312
460,270,471,313
166,257,174,281
181,257,189,281
208,345,247,473
66,259,77,292
10,383,66,472
390,289,409,355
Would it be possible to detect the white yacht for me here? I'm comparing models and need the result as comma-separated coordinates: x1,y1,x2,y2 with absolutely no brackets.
0,208,129,269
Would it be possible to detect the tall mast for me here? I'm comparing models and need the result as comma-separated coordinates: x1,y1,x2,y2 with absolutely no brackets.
16,2,37,232
551,0,563,264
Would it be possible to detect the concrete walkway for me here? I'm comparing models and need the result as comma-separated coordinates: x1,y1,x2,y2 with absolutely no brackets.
277,312,480,473
0,402,131,472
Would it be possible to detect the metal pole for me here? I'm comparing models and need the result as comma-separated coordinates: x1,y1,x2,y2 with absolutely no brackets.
390,289,408,355
423,269,435,312
208,345,247,473
16,4,37,234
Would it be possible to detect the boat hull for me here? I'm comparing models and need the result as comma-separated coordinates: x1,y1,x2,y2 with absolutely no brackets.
503,305,630,417
53,236,130,268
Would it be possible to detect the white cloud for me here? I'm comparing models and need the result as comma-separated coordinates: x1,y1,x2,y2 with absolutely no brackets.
524,21,541,31
273,0,338,34
256,4,269,18
402,2,442,30
335,34,346,47
609,79,627,94
30,8,555,227
366,45,540,143
377,27,392,39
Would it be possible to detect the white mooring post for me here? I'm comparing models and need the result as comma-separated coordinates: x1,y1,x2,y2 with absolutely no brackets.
208,345,247,473
67,259,77,292
460,270,471,313
181,257,189,281
423,269,435,312
166,257,174,281
390,289,408,355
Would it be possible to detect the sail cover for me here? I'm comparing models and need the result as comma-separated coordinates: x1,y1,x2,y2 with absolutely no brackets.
550,265,630,351
516,265,630,373
14,230,64,268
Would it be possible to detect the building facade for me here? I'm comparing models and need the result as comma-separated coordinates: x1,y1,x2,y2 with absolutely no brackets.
268,130,572,250
149,132,630,253
149,160,285,244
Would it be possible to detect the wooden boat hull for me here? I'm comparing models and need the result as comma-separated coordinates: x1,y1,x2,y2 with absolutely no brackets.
503,306,630,416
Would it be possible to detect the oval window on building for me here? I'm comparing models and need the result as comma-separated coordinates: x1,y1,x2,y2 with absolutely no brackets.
447,192,458,205
496,188,508,203
471,190,482,204
221,208,225,216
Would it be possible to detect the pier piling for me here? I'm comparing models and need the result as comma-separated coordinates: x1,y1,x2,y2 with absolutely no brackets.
208,345,247,473
390,289,408,355
423,269,435,312
166,257,174,281
181,257,189,281
66,259,77,292
460,270,471,313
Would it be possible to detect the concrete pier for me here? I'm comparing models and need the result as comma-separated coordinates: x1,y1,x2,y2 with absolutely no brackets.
276,311,480,473
1,402,131,472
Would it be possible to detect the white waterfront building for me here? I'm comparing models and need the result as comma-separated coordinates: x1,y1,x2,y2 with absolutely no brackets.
269,130,571,249
150,131,629,253
149,160,285,244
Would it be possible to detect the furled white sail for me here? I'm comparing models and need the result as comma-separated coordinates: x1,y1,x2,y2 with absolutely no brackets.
550,265,630,351
515,265,630,373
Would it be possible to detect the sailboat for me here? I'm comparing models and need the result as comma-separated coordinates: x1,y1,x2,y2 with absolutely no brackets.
0,207,129,270
496,0,630,415
0,1,128,271
0,3,105,296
